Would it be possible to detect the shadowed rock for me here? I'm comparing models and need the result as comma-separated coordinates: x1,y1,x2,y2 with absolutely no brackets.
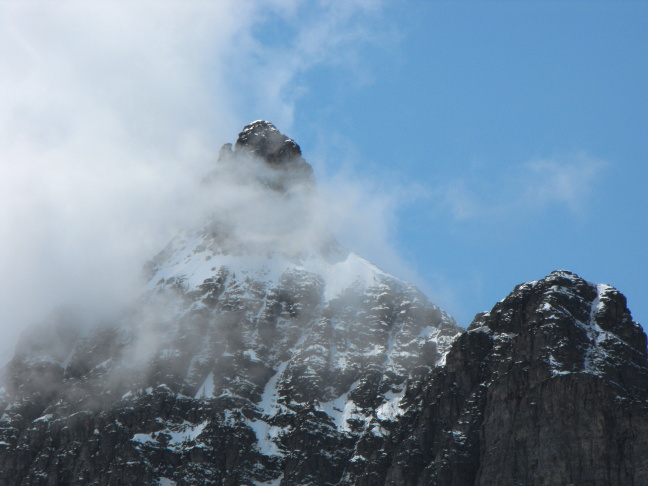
364,271,648,486
207,120,314,192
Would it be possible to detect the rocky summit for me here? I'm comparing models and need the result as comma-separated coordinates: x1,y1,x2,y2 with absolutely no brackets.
369,270,648,486
206,120,314,193
1,123,647,486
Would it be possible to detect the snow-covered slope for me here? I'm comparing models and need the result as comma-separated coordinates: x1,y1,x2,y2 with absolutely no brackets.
146,226,396,304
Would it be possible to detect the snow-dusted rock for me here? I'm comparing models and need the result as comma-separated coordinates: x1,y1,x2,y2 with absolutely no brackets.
373,270,648,486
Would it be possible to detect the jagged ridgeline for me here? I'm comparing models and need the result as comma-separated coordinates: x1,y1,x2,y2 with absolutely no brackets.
1,123,647,486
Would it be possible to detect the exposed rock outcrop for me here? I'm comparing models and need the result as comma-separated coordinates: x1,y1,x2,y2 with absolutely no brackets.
206,120,314,192
364,271,648,486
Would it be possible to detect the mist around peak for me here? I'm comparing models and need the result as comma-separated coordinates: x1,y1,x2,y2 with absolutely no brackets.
1,0,407,368
195,121,340,261
0,117,421,372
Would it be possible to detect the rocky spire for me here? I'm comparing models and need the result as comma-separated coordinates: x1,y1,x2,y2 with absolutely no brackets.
211,121,314,191
234,120,303,164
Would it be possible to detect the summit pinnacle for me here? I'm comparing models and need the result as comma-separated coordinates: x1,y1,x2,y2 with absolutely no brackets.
211,121,314,191
235,120,302,164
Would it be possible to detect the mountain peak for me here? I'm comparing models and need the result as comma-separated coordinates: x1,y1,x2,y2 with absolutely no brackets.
235,120,302,163
469,270,646,384
210,121,314,191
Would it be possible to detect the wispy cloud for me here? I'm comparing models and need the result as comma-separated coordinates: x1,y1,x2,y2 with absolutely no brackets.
438,152,608,222
522,154,608,214
0,1,389,364
221,1,386,130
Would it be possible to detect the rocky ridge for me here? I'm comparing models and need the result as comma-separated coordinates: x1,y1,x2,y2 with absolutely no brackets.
363,270,648,486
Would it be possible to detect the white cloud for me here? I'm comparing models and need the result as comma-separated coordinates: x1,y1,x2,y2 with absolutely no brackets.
220,0,385,130
522,153,608,214
0,0,389,364
437,152,608,222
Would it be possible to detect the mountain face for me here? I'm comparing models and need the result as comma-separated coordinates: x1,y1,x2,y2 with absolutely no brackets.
369,270,648,486
1,122,647,486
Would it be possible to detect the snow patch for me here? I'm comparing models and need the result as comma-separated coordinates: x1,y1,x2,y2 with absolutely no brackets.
148,228,402,304
590,283,612,323
247,418,284,457
61,343,76,370
195,372,215,399
418,326,440,338
258,361,289,416
254,475,284,486
318,380,370,432
132,433,156,444
132,420,209,449
167,420,209,445
469,325,491,334
376,389,405,421
547,354,571,375
33,414,53,423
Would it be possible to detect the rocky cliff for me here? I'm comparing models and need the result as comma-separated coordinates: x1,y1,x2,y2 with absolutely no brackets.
359,270,648,486
1,123,646,486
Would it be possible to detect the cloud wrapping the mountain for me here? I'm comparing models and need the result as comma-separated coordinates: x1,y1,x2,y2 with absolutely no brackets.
0,0,390,365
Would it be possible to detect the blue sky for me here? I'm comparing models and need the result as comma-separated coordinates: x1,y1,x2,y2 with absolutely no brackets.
1,1,646,355
284,1,648,328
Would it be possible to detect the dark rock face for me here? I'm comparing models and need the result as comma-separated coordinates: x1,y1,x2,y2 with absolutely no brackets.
3,266,646,486
364,270,648,486
209,120,314,192
235,120,303,165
